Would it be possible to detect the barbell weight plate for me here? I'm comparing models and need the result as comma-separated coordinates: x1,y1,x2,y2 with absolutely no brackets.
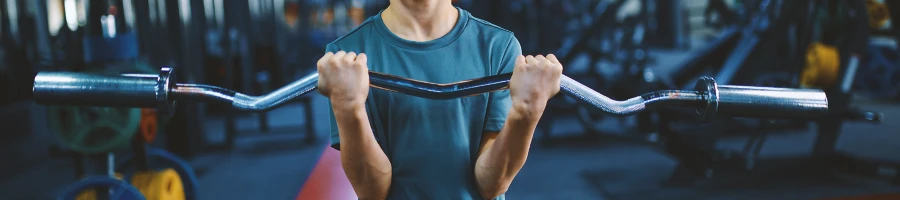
130,169,186,200
118,148,199,200
48,106,141,154
801,42,840,88
129,172,152,199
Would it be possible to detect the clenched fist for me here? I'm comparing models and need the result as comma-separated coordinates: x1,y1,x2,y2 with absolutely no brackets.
317,51,369,107
509,54,564,115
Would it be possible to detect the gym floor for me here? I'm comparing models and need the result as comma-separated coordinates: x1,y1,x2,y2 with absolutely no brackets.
2,46,900,200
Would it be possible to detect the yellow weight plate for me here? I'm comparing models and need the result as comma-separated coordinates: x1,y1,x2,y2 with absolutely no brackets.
801,42,840,88
75,173,124,200
130,169,186,200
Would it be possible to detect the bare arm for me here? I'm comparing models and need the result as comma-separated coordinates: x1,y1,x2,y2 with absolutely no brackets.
474,105,543,199
333,102,392,200
474,54,562,199
319,51,392,200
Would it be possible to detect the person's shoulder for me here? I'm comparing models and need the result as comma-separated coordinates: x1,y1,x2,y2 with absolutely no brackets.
327,17,378,50
462,10,517,47
465,12,514,36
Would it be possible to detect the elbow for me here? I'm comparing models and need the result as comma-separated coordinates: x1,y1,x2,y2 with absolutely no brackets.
358,192,389,200
478,180,512,200
354,179,391,200
344,165,392,200
352,172,392,200
475,160,522,199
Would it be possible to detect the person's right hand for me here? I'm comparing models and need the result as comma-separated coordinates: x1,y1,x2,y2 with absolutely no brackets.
317,51,369,107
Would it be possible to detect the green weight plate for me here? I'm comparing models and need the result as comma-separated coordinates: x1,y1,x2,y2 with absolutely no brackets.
48,106,141,154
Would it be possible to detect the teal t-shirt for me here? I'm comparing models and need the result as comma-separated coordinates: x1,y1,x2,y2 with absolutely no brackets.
326,8,520,200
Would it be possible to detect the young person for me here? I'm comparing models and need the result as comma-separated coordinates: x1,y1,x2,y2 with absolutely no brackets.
316,1,563,199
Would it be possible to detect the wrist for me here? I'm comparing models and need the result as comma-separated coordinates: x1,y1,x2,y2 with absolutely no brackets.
510,99,547,121
331,99,366,115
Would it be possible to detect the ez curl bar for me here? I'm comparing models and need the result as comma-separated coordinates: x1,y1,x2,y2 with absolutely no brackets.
32,67,828,120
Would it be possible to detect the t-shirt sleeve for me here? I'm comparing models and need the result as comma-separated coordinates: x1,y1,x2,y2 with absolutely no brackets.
325,43,343,149
483,35,522,132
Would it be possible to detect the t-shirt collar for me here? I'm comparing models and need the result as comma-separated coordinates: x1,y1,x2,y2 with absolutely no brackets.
373,7,468,51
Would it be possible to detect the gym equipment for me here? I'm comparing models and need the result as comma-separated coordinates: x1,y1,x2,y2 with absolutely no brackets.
518,0,676,137
44,64,162,155
866,0,891,29
47,106,142,154
196,0,327,151
856,43,900,99
118,147,200,200
653,0,887,184
295,146,357,200
37,68,176,114
47,106,197,200
801,42,841,88
139,109,158,143
130,168,185,200
58,176,146,200
75,173,125,200
33,67,827,119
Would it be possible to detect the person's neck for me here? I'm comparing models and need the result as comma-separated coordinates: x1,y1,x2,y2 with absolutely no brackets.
382,0,458,42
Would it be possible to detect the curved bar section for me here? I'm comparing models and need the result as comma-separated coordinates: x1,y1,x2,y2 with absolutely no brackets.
205,72,703,114
369,72,512,99
559,76,705,116
229,73,320,111
193,72,513,111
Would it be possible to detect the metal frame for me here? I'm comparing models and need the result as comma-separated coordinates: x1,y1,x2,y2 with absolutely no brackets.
653,0,893,185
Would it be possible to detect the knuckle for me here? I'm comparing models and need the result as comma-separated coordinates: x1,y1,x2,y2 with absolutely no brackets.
316,60,325,67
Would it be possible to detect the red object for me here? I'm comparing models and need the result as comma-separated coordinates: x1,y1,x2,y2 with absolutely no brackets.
139,109,157,143
296,147,358,200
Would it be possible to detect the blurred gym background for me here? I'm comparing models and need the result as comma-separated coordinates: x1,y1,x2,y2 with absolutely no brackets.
2,0,900,199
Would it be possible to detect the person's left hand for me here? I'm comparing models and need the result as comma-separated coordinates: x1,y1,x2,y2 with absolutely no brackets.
508,54,563,116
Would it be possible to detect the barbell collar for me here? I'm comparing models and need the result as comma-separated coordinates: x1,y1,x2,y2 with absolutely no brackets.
695,76,719,121
157,67,176,116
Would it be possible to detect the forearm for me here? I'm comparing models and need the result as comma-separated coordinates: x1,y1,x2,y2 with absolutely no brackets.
474,102,545,199
332,102,392,200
